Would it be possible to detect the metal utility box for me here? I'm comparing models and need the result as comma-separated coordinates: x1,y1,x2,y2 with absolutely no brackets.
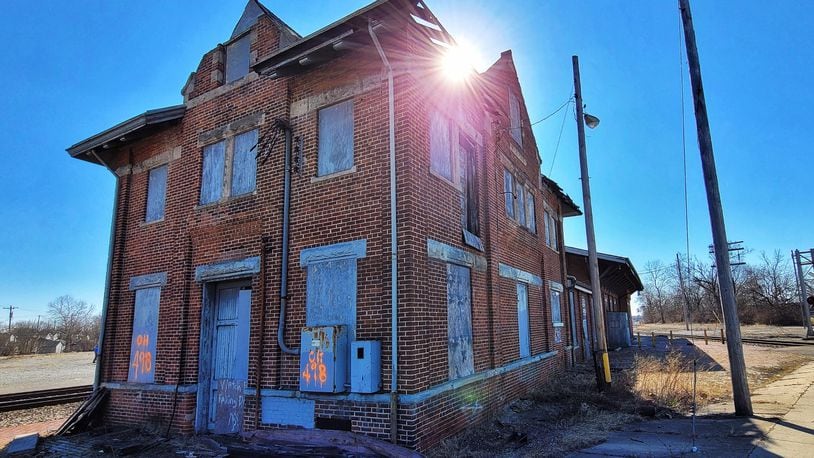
299,325,348,393
351,340,381,393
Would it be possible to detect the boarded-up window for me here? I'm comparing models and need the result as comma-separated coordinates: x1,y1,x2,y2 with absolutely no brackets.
128,287,160,383
517,283,530,358
544,210,551,246
305,258,357,342
145,165,167,222
447,263,474,380
318,100,354,176
430,112,452,181
201,140,225,205
225,35,250,84
525,188,536,233
461,136,480,236
503,170,514,219
231,129,258,196
516,180,526,227
544,210,558,249
551,288,563,325
509,92,522,146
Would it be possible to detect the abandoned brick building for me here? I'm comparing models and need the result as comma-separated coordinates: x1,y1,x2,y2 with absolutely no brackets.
67,0,599,450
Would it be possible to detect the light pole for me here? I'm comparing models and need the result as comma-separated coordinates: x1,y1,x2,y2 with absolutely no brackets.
572,55,611,388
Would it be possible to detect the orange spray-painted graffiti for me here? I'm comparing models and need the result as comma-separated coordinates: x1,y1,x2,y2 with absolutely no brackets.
130,334,153,379
300,349,328,387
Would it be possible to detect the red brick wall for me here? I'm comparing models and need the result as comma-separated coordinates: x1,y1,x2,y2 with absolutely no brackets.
92,9,578,451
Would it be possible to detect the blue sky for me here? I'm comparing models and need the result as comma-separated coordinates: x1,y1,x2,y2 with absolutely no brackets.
1,1,811,324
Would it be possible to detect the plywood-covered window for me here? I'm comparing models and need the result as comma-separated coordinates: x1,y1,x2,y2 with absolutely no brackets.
544,210,559,250
447,263,474,380
509,91,522,146
318,100,354,176
201,141,226,205
517,283,530,358
516,179,526,227
550,282,564,327
305,258,357,342
525,187,536,233
225,35,250,84
231,129,258,196
430,111,453,181
145,165,167,222
200,129,258,205
129,287,160,383
503,170,515,219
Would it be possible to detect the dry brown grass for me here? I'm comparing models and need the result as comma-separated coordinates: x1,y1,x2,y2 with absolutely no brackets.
632,351,728,412
428,368,643,458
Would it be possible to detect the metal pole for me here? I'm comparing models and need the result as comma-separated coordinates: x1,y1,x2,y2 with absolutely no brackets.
793,250,813,337
679,0,752,416
572,55,611,388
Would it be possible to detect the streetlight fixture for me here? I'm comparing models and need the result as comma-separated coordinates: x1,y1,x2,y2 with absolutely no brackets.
583,113,600,129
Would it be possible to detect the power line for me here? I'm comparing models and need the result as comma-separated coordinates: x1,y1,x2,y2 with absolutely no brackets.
547,100,572,176
529,96,573,127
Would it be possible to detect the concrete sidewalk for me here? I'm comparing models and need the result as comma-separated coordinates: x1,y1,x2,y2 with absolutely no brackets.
571,362,814,457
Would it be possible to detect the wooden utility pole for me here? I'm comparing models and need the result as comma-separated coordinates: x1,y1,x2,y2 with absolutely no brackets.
679,0,752,416
676,254,690,330
2,305,17,333
573,55,611,388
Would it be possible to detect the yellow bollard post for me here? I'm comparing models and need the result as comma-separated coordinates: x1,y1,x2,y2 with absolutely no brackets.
704,329,709,345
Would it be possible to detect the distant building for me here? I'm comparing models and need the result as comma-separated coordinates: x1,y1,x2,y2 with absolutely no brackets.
565,247,643,350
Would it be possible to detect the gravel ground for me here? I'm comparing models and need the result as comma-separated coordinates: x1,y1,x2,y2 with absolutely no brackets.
0,352,95,394
0,402,81,428
635,323,809,340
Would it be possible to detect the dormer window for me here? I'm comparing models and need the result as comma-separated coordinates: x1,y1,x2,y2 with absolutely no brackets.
225,35,251,84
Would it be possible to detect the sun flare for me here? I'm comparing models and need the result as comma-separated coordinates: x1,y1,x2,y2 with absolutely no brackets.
440,41,481,82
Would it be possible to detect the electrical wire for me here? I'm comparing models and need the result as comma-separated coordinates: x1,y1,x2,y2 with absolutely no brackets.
529,96,573,127
546,100,572,177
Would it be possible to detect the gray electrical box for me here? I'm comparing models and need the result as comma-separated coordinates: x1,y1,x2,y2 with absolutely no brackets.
350,341,381,393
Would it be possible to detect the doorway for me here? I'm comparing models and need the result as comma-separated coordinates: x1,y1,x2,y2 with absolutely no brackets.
197,281,251,433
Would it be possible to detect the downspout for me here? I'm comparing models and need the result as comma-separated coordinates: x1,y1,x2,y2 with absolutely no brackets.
89,150,118,390
278,121,298,355
368,21,399,445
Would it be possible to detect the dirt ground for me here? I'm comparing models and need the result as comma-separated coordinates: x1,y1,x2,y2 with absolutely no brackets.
0,352,95,394
429,336,814,457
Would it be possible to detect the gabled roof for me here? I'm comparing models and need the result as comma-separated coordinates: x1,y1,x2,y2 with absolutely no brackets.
233,0,300,45
566,246,644,294
66,105,186,164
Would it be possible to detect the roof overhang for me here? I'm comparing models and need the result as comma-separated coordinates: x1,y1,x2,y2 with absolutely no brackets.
66,105,186,165
253,0,452,78
565,246,644,294
542,175,581,217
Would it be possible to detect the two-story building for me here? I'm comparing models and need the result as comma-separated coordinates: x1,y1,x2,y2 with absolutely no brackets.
67,0,583,451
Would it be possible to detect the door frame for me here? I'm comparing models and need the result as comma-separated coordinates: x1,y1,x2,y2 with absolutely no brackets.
194,280,251,433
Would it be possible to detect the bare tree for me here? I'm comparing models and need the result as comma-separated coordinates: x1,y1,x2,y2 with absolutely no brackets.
642,260,673,323
47,295,96,351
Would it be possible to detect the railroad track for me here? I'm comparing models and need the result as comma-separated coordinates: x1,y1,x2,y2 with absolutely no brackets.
0,385,93,412
637,332,814,348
